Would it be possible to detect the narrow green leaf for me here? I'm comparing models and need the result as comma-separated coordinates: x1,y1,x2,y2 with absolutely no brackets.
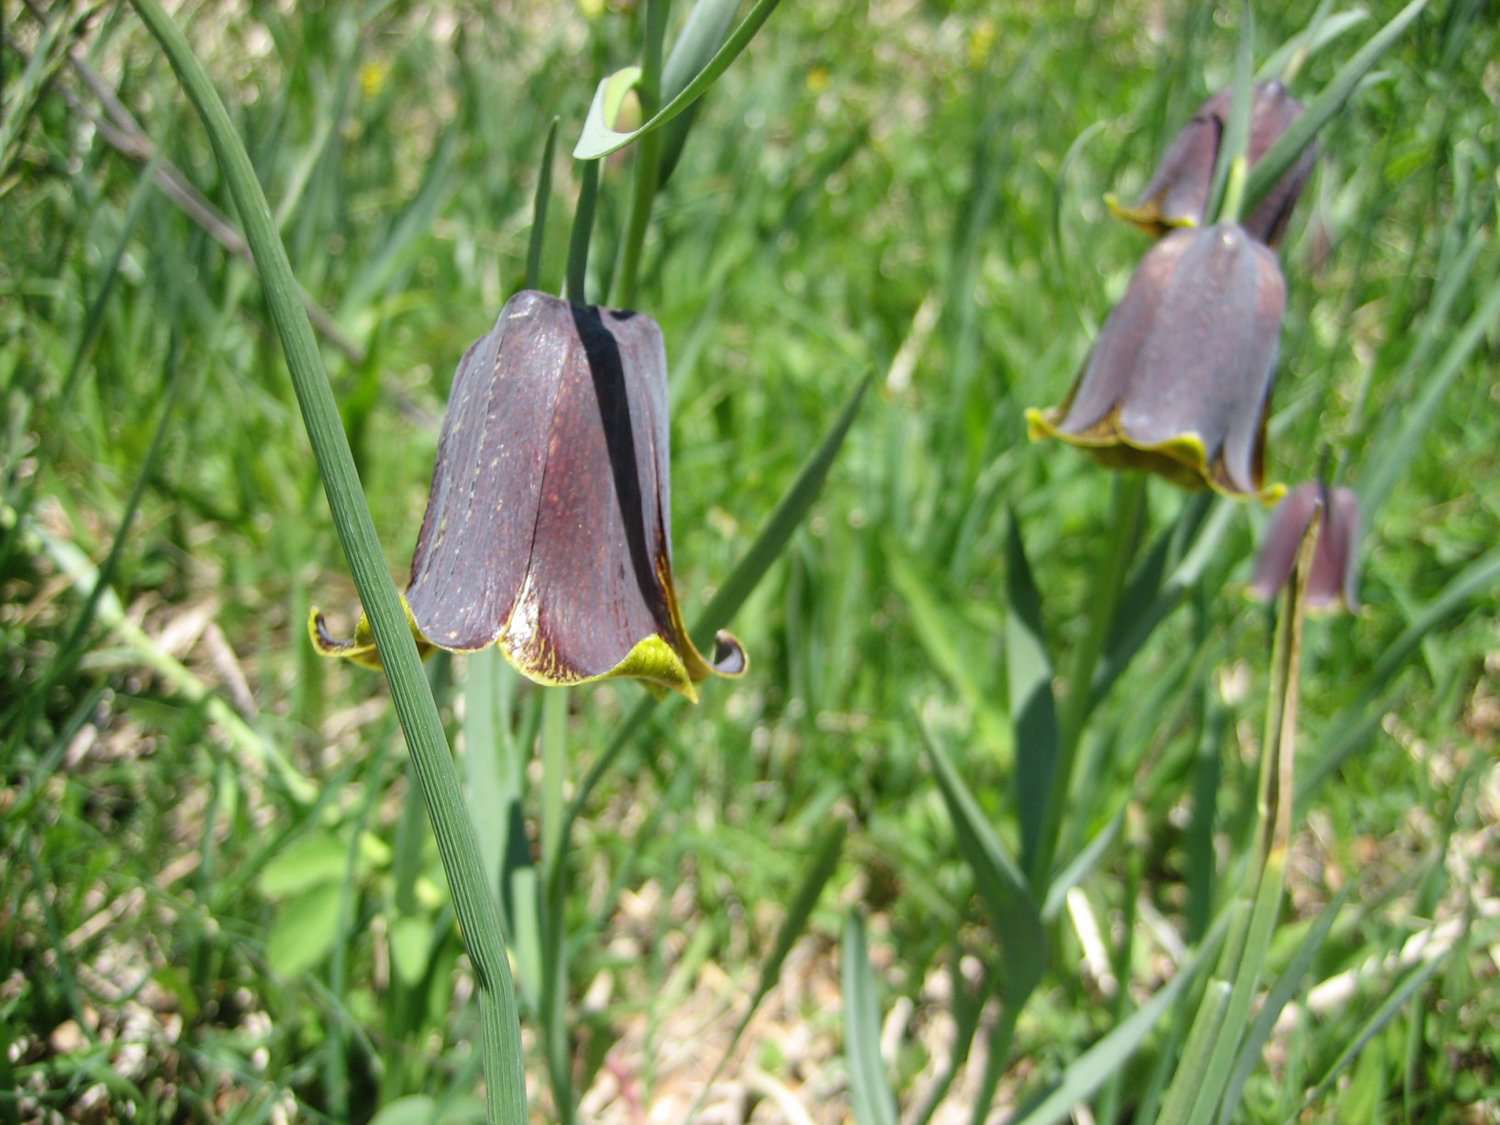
124,3,527,1117
1242,0,1430,216
1157,979,1234,1125
1040,809,1123,922
1357,269,1500,524
1258,7,1369,82
1217,885,1354,1123
657,0,744,185
919,719,1046,1006
1013,912,1232,1125
843,911,899,1125
573,0,782,160
1298,547,1500,806
692,374,871,648
525,117,561,291
1305,946,1454,1107
1005,510,1059,885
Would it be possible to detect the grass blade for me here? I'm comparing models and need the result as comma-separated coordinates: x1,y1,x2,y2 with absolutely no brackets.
1005,510,1059,886
123,2,527,1118
1259,7,1369,82
1217,885,1354,1123
525,117,561,291
843,911,899,1125
574,0,783,160
1242,0,1430,216
919,717,1045,1007
1013,911,1232,1125
1305,944,1455,1108
690,820,846,1119
657,0,742,185
1298,546,1500,807
1356,269,1500,524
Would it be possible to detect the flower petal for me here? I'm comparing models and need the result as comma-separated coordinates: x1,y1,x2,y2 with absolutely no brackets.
1031,224,1286,502
308,597,436,670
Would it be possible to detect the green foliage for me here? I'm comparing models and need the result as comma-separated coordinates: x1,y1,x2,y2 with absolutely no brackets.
3,0,1498,1120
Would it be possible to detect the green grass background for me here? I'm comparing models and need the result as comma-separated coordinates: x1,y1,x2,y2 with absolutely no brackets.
3,0,1498,1120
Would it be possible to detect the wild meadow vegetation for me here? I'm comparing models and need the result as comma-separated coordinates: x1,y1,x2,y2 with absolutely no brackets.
3,0,1498,1121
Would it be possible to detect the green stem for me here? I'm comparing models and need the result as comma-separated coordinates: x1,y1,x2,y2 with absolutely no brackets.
1031,473,1145,887
615,0,669,307
565,159,601,304
124,3,527,1119
1218,155,1249,227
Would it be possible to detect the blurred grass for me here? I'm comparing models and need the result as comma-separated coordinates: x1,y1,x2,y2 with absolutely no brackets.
3,0,1498,1120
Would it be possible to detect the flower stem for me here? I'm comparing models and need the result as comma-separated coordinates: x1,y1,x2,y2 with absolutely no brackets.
615,0,670,308
565,158,601,304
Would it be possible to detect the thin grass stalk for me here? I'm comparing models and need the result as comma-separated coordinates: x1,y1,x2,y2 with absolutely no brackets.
123,2,527,1118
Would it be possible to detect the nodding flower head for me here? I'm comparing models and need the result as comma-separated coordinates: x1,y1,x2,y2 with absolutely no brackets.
311,289,746,701
1110,79,1316,247
1027,223,1287,502
1249,482,1361,613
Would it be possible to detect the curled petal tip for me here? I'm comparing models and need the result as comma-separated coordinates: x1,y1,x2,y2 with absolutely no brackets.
711,631,748,677
307,599,436,670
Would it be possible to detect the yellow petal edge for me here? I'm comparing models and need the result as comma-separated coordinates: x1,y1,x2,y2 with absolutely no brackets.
309,599,746,704
1026,406,1285,505
1103,192,1199,239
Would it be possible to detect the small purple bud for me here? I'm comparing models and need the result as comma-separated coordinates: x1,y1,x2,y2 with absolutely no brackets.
1249,483,1362,612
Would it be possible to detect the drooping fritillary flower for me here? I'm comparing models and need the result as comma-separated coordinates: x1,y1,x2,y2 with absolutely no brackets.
312,290,745,700
1109,80,1316,247
1026,223,1287,502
